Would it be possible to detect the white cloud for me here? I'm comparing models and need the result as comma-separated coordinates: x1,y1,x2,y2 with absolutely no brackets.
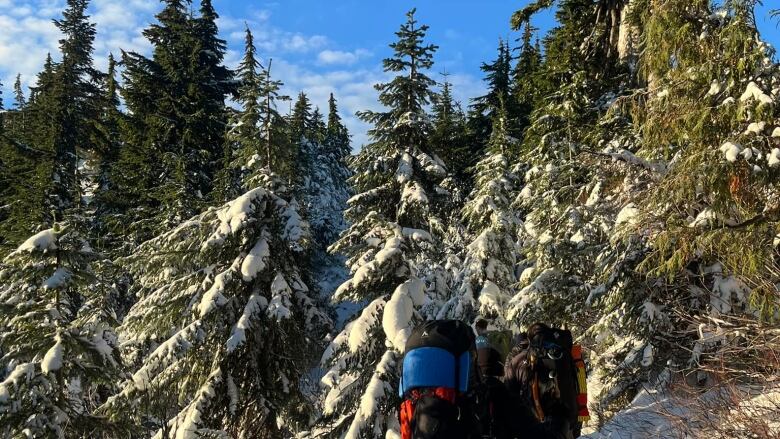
317,49,372,66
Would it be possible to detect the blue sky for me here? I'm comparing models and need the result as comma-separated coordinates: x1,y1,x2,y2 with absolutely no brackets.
1,1,779,147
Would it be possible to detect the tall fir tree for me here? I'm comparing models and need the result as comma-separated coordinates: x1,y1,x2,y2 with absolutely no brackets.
13,74,26,109
298,96,352,298
105,0,234,245
325,93,351,159
49,0,102,217
467,39,514,159
218,27,265,201
317,10,455,438
430,75,470,185
512,24,543,132
260,59,293,180
448,99,523,325
290,91,314,144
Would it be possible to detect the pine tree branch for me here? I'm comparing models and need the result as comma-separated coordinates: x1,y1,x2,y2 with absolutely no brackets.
580,148,666,174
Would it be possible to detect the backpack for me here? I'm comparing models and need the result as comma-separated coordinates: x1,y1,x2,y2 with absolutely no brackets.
399,320,475,439
506,324,590,438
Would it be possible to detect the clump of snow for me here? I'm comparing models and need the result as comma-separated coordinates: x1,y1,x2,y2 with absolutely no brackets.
0,363,35,403
43,267,72,290
41,334,64,374
772,127,780,138
417,152,447,178
710,266,749,315
740,147,759,160
155,369,225,439
740,81,773,105
719,141,742,162
478,280,510,316
744,121,766,135
640,344,654,367
197,258,241,317
11,229,57,256
689,209,718,228
401,181,428,204
240,237,269,281
226,294,269,353
570,230,586,245
401,227,432,242
395,153,413,184
267,273,293,320
586,182,601,207
202,188,267,248
347,298,385,353
615,203,639,227
707,79,721,96
769,148,780,168
382,279,425,351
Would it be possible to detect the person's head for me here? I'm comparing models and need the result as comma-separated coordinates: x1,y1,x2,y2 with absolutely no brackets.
475,318,488,334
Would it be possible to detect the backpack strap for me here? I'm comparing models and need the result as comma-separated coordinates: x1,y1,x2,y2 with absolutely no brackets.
571,344,590,423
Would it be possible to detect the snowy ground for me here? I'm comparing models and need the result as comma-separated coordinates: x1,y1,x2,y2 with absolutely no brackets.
583,383,780,438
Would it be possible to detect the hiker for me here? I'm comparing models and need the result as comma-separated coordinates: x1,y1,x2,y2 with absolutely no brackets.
504,323,590,439
475,318,490,349
399,320,481,439
475,345,517,438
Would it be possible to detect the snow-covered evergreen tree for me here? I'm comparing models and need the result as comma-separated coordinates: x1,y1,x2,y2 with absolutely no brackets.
100,178,329,437
449,100,523,325
315,9,453,438
302,94,352,253
0,222,123,437
587,0,780,414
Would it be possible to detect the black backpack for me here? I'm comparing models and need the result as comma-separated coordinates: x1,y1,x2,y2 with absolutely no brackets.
506,323,581,438
399,320,476,439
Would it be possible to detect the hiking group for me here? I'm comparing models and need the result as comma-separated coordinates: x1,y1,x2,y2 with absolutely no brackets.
399,320,589,439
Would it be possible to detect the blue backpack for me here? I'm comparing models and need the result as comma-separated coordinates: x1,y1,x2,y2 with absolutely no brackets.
399,320,474,439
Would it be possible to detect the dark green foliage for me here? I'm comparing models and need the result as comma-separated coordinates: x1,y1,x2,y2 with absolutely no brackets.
467,39,514,158
104,0,235,244
13,74,26,110
430,76,470,181
358,8,438,149
216,27,265,202
512,24,544,130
